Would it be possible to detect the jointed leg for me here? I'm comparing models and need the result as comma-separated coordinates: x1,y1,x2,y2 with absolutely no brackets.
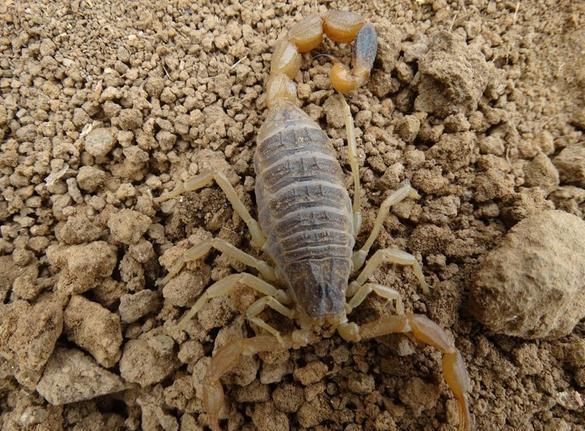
345,282,404,315
246,296,295,346
178,272,290,329
352,181,421,271
350,247,428,295
159,238,276,286
336,95,363,236
338,314,472,431
155,172,266,248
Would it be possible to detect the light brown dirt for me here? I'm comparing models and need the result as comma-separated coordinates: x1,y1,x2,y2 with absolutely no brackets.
1,1,584,430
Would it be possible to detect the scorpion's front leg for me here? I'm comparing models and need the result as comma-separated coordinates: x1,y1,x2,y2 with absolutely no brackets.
158,238,276,286
350,247,428,296
178,272,290,329
339,314,472,431
155,171,266,248
203,332,314,431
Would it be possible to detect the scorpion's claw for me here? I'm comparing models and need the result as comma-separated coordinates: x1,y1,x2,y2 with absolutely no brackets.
203,378,225,431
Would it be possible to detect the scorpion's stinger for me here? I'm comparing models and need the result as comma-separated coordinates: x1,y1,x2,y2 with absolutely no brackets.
266,9,378,108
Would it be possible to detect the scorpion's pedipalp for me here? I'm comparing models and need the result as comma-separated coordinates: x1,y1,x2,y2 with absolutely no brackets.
203,334,305,431
350,313,473,431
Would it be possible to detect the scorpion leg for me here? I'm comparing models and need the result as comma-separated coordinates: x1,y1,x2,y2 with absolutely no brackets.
335,94,363,237
345,282,404,315
246,296,295,346
178,272,290,329
352,181,421,271
350,247,428,295
339,314,472,431
155,172,266,248
158,238,276,286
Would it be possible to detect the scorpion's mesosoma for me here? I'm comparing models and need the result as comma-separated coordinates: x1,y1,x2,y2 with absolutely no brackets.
157,10,472,431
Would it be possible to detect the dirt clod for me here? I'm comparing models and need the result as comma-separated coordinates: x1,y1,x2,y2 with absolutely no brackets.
471,210,585,338
37,347,125,405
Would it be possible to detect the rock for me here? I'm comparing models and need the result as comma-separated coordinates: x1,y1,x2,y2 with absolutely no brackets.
118,108,143,130
0,296,63,388
64,295,122,368
398,377,440,416
272,383,304,413
57,213,104,244
251,401,290,431
47,241,117,294
524,152,559,192
108,209,151,245
293,361,328,386
554,145,585,187
119,335,178,386
415,31,491,117
84,128,116,157
118,290,161,323
76,166,106,192
470,210,585,338
162,268,210,307
37,348,125,404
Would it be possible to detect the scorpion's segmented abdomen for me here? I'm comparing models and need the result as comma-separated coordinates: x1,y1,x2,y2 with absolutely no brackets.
254,103,354,317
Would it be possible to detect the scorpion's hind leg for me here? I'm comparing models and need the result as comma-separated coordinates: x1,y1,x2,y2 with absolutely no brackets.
154,171,266,248
340,314,473,431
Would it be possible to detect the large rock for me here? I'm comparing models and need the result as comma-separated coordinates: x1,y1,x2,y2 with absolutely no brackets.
64,295,122,368
0,296,63,388
37,348,125,404
414,31,492,118
470,210,585,338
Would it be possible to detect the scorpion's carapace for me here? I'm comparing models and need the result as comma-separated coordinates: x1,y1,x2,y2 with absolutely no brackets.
156,8,473,431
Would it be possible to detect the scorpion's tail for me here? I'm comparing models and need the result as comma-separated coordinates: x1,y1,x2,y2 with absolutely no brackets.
265,10,378,108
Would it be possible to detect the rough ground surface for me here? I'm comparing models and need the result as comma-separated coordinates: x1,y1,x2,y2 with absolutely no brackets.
1,1,585,430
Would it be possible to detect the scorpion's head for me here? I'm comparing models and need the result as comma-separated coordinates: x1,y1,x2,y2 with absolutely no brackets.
285,258,351,335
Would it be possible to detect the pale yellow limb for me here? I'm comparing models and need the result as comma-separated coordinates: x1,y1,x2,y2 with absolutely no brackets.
203,331,317,431
352,181,420,270
349,247,428,295
178,272,290,329
336,95,362,236
345,282,404,315
155,172,266,248
159,238,276,286
338,313,473,431
246,296,296,346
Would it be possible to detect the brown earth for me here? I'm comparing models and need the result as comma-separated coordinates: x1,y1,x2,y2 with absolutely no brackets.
1,1,585,430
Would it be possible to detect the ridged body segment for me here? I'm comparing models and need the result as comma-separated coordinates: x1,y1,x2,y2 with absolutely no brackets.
254,103,354,317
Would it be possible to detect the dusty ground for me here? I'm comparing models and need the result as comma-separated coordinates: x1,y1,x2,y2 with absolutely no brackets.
1,0,585,430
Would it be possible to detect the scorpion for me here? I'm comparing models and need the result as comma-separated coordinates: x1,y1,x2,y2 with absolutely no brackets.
156,9,472,431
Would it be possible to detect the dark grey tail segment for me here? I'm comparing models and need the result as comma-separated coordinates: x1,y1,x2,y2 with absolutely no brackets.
355,23,378,72
254,103,354,317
